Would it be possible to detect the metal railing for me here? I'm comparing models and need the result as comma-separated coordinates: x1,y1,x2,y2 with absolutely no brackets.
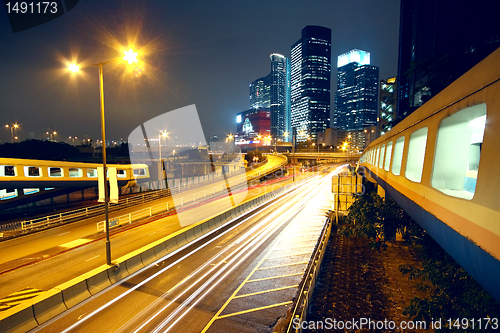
286,210,334,333
0,155,287,236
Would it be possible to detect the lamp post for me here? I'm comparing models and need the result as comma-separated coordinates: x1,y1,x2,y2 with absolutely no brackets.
5,124,19,143
69,136,77,145
226,134,233,153
159,130,168,183
68,48,138,266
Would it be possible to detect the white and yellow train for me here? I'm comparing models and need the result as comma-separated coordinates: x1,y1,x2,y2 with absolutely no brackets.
0,158,149,191
358,47,500,302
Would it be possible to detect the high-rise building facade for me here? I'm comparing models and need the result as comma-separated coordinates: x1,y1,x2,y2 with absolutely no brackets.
334,49,379,131
249,75,271,109
291,26,331,142
397,0,500,121
379,77,397,136
269,53,291,142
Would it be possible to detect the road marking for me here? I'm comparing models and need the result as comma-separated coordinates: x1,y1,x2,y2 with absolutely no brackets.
0,288,44,312
265,252,312,260
247,272,303,282
85,255,100,262
256,261,309,271
60,238,91,248
233,285,298,299
58,231,70,236
217,301,292,319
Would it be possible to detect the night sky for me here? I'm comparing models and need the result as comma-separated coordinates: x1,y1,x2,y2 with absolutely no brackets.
0,0,400,145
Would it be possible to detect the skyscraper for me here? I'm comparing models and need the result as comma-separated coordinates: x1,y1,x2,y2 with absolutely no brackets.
269,53,291,142
334,49,379,131
290,26,331,142
249,75,271,109
397,0,500,120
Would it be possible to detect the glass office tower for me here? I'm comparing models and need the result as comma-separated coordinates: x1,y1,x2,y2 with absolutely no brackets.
334,49,379,131
290,26,331,142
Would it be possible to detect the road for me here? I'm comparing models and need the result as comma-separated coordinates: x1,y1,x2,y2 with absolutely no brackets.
0,155,309,303
31,166,338,333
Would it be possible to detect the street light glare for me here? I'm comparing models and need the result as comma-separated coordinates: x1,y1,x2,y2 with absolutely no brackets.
69,63,79,72
123,49,138,64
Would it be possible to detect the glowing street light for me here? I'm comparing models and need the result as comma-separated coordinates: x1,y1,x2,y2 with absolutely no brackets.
67,48,139,266
69,63,79,72
5,123,19,143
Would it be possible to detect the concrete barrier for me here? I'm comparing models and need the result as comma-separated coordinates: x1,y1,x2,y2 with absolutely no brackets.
32,289,67,325
0,302,37,333
60,279,92,309
184,226,197,243
107,263,129,285
163,237,177,253
141,248,156,266
125,253,144,275
175,232,188,248
86,268,112,295
154,241,168,258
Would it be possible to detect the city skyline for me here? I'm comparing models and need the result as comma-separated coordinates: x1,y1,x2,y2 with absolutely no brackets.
0,0,400,144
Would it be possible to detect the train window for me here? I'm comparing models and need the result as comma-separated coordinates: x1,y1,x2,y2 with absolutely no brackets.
133,168,146,176
405,127,428,183
384,141,393,171
87,169,97,178
0,189,17,200
23,188,40,195
49,167,63,177
375,146,380,167
392,137,405,175
69,168,83,177
0,165,16,176
25,166,42,177
378,144,386,169
431,104,486,200
117,169,126,178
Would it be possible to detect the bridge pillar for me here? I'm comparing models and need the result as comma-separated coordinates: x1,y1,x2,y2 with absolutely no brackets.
377,185,385,198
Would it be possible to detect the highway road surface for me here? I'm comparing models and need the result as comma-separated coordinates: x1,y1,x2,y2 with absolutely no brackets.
31,166,339,333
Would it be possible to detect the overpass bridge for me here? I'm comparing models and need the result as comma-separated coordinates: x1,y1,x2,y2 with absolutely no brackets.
357,47,500,302
285,151,360,163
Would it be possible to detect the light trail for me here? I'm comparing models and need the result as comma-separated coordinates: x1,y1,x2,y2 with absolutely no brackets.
148,177,325,332
129,181,320,332
57,176,312,333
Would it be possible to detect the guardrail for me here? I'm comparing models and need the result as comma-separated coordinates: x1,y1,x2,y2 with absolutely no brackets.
0,155,287,237
286,210,334,333
0,166,310,333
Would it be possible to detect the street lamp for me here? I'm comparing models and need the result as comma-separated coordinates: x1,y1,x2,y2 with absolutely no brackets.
159,130,168,183
226,134,233,153
69,136,78,145
68,48,138,266
5,124,19,143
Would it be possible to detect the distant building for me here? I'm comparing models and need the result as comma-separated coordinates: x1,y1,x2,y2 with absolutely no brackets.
269,53,291,142
235,108,271,147
379,77,397,135
334,49,379,131
249,75,271,109
319,126,377,151
397,0,500,120
291,26,331,142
